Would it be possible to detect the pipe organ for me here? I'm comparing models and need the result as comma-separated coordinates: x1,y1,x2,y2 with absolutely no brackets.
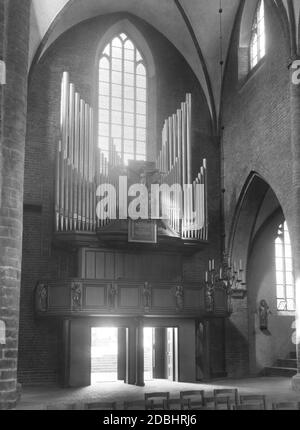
55,73,208,241
155,94,208,241
55,72,122,232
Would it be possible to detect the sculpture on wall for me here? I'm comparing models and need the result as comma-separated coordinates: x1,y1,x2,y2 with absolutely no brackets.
258,299,272,331
108,284,117,310
175,285,184,311
71,282,82,311
143,282,152,311
35,282,48,313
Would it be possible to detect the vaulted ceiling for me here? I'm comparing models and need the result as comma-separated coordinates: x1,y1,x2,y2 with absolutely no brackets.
29,0,300,128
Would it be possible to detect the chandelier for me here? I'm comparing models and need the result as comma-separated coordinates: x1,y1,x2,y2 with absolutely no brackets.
205,253,247,314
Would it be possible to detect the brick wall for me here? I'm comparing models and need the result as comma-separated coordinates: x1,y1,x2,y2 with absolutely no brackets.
0,0,30,410
222,2,292,377
20,13,221,385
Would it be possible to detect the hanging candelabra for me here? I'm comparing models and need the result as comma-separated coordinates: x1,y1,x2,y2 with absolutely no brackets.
205,253,247,314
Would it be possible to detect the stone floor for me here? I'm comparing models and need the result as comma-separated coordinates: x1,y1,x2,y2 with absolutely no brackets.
16,377,300,410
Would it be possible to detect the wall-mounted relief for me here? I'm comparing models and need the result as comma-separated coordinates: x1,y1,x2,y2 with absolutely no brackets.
143,282,152,312
258,299,272,334
71,281,83,311
35,281,48,313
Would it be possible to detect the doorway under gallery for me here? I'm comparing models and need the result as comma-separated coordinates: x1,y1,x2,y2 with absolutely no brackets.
90,326,179,384
91,327,118,384
144,327,179,382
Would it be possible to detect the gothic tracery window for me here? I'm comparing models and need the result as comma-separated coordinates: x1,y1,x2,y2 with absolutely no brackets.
98,33,147,165
275,221,295,312
250,0,265,69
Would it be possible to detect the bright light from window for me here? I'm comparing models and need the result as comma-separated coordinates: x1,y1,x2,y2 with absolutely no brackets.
250,0,265,69
275,221,295,312
99,33,147,165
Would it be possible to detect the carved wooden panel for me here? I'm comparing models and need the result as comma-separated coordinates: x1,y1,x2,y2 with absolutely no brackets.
81,248,182,282
151,286,174,311
214,288,227,314
95,252,105,279
118,285,141,309
49,286,70,308
84,285,106,308
184,288,204,310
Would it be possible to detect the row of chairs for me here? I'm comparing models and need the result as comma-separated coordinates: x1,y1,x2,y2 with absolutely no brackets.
45,389,300,410
142,390,300,411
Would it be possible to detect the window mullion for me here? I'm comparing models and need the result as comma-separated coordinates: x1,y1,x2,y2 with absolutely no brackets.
282,238,287,307
122,41,125,163
109,44,112,164
134,48,137,160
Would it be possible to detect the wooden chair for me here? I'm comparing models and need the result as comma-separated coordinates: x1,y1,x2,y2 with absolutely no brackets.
240,395,267,410
203,396,217,410
214,389,239,408
272,402,300,410
188,400,216,411
145,392,170,410
124,400,150,410
163,398,190,410
83,401,117,410
46,403,78,410
180,391,205,407
234,404,265,411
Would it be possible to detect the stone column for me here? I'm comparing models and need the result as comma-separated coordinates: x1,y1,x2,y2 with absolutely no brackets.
290,56,300,391
0,0,30,410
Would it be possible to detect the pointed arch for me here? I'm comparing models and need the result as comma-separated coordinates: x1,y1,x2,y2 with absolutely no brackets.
228,172,285,278
95,19,156,164
94,19,155,79
237,0,291,81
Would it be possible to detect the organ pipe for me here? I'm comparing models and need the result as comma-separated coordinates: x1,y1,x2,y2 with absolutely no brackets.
55,74,208,241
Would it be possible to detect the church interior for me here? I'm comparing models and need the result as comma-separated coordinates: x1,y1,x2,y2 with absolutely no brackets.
1,0,300,411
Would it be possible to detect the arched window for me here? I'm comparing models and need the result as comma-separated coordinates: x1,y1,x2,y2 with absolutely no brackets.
250,0,265,69
98,33,147,165
275,221,295,312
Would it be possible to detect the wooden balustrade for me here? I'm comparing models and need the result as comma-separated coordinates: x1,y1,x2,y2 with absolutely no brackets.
35,280,229,318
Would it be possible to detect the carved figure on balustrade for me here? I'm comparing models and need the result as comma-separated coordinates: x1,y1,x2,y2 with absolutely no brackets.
108,284,117,310
205,285,214,313
175,285,184,311
71,282,82,311
143,282,152,311
35,282,48,313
